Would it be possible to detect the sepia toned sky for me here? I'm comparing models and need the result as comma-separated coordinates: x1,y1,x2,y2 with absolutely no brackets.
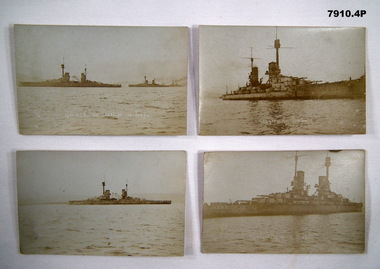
203,150,365,204
200,26,365,97
15,25,188,84
17,151,186,202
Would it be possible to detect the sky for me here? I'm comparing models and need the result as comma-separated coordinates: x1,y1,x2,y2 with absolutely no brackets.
203,150,365,204
199,26,365,97
17,151,186,202
15,25,188,84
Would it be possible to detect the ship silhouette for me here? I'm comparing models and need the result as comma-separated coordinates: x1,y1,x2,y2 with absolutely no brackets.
69,182,171,205
203,153,363,218
221,30,365,100
129,76,183,87
19,62,121,88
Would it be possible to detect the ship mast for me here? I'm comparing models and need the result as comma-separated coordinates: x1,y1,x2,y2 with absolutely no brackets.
244,47,260,87
274,27,281,68
294,151,298,178
325,154,331,181
61,58,65,79
250,46,254,69
265,28,282,81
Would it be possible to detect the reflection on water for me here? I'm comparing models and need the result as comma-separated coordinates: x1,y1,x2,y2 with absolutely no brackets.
200,97,365,135
202,213,365,253
19,204,185,256
267,101,288,134
17,85,187,135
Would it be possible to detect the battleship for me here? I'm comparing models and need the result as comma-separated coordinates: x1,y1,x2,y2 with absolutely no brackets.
19,63,121,88
129,76,183,87
203,153,363,218
69,182,171,205
220,34,365,101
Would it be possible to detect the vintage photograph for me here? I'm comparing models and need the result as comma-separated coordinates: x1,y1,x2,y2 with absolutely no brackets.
199,26,366,135
17,151,186,256
15,25,188,135
202,150,365,253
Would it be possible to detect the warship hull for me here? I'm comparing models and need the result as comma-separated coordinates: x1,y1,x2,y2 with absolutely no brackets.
128,83,183,88
221,76,365,101
203,203,363,219
129,84,168,87
19,81,121,88
129,76,183,87
69,199,171,205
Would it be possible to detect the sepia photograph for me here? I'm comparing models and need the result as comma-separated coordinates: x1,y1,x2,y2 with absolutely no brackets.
202,150,365,253
17,151,186,256
15,25,188,135
199,26,366,135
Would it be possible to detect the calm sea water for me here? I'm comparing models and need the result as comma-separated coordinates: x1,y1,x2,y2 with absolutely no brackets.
18,203,184,256
17,86,186,135
200,96,366,135
202,213,365,254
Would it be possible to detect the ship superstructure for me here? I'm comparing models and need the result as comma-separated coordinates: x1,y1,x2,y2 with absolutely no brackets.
69,181,171,205
203,153,363,218
221,31,365,100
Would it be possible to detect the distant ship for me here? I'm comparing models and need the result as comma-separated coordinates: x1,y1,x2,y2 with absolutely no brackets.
220,33,365,100
129,76,183,87
203,153,363,218
19,63,121,88
69,182,171,205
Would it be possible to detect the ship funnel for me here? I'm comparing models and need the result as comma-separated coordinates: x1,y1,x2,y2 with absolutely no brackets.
102,182,105,194
121,187,127,199
250,66,259,87
318,176,330,193
81,64,87,82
